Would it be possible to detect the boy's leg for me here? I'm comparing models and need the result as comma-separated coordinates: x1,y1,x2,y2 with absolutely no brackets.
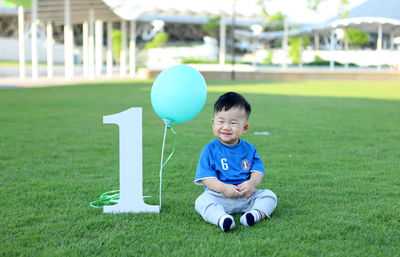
195,189,235,231
240,189,277,226
252,189,277,218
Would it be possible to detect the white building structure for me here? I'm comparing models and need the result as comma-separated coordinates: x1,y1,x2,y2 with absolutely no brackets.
5,0,260,82
1,0,400,82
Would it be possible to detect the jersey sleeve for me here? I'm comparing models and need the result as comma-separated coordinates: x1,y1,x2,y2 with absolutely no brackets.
250,150,265,175
194,145,218,185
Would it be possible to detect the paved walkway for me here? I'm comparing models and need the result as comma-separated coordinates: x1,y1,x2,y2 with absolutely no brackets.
0,65,144,89
1,64,398,89
0,75,138,89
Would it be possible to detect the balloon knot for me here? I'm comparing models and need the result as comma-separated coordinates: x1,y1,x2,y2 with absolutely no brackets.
163,119,172,129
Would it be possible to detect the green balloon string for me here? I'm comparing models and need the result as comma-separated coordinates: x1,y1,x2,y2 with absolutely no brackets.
89,190,120,209
162,124,177,169
90,123,177,209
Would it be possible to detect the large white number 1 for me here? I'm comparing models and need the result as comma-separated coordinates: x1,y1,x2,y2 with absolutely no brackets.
103,107,160,214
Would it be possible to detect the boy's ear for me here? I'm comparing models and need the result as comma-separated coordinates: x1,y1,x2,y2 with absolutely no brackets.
243,123,249,133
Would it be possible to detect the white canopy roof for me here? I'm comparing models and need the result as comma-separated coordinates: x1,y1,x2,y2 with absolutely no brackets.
25,0,121,24
235,17,400,41
332,17,400,34
24,0,262,25
102,0,260,20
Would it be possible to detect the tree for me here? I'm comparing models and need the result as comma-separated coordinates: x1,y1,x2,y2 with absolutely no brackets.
306,0,325,10
145,32,168,49
338,0,350,18
257,0,270,28
256,0,286,31
289,37,309,64
268,11,285,31
112,30,121,60
2,0,31,7
307,0,349,18
345,29,370,48
201,15,221,39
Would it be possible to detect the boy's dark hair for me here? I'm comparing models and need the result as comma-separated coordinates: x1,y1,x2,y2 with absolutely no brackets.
214,92,251,119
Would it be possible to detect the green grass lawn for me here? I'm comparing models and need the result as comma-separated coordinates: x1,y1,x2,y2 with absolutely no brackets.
1,80,399,256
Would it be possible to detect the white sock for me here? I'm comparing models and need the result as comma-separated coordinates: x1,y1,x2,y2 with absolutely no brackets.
240,210,262,227
218,214,235,232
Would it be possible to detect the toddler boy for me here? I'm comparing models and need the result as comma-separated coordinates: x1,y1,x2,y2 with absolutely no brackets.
194,92,277,232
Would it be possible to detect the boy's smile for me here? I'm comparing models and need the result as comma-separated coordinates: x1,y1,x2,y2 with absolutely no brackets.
212,107,249,145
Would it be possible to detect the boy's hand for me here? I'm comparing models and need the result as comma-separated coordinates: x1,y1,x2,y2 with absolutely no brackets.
200,178,243,198
222,184,243,198
237,180,256,197
237,171,264,197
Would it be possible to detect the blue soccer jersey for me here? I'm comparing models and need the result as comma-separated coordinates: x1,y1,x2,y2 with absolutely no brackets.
194,139,265,186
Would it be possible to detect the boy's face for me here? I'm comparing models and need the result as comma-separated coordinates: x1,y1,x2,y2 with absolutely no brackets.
212,107,249,145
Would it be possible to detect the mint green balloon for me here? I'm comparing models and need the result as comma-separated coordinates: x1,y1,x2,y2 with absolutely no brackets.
151,65,207,123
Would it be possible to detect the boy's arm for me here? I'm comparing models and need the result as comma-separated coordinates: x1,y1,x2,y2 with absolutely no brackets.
238,171,264,197
200,178,243,198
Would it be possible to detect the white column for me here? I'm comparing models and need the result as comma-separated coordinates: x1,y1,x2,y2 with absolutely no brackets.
377,23,382,71
88,9,95,79
64,0,72,80
219,13,226,66
120,20,127,78
251,24,262,69
129,20,136,77
330,29,335,71
344,29,349,70
314,32,319,50
390,32,394,69
95,20,103,76
252,38,256,68
18,6,25,80
83,21,89,77
299,37,303,68
31,0,38,81
46,22,53,78
106,21,113,78
70,24,74,76
377,24,382,51
390,33,394,51
282,17,288,70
